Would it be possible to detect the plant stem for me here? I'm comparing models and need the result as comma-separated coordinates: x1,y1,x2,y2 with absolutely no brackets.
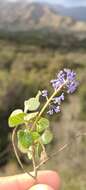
33,81,67,129
32,145,37,178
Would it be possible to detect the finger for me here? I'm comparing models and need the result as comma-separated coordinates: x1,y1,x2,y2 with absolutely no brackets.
29,184,55,190
0,170,60,190
36,170,60,190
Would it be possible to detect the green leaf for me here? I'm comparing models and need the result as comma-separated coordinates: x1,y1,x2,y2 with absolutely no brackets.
18,141,29,154
8,109,25,127
27,143,42,161
41,130,53,145
17,130,33,149
36,117,49,133
24,112,38,122
31,132,40,141
35,143,42,161
24,91,41,112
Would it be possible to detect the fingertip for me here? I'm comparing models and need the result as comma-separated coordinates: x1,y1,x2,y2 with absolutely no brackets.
37,170,61,190
29,184,54,190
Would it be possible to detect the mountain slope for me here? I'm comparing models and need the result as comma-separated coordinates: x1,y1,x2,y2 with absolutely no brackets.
0,2,86,34
53,5,86,21
0,2,69,31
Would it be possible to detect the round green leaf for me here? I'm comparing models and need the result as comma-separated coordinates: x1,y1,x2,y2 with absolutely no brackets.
18,141,29,154
24,112,38,122
41,130,53,145
8,109,25,127
24,98,40,112
24,91,41,112
36,117,49,133
31,132,40,141
17,130,33,149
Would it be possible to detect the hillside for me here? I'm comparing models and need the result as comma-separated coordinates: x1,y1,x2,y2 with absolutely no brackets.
53,5,86,21
0,1,86,33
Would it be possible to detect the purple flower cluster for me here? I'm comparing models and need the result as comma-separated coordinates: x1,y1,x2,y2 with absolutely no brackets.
51,69,79,93
47,93,64,115
42,69,79,116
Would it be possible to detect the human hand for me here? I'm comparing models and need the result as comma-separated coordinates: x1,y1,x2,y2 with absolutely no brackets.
0,170,60,190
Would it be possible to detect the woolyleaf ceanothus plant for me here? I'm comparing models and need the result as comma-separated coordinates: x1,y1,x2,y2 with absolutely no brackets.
8,69,79,178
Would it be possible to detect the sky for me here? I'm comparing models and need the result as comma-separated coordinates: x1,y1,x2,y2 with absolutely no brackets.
4,0,86,7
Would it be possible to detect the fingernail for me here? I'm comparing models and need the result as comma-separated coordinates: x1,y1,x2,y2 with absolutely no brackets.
29,184,54,190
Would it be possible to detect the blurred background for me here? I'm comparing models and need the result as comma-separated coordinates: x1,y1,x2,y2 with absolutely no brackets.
0,0,86,189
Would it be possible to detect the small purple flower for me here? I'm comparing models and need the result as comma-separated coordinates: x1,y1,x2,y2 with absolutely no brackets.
64,69,76,82
67,81,79,94
54,106,60,113
60,93,65,100
42,90,48,97
47,105,60,115
53,93,64,105
57,70,65,80
51,80,63,90
47,109,54,115
51,70,65,90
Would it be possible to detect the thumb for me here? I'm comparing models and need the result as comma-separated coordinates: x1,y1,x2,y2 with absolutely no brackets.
29,184,54,190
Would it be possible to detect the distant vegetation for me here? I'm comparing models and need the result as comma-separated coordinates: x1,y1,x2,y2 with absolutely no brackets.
79,85,86,120
0,30,86,51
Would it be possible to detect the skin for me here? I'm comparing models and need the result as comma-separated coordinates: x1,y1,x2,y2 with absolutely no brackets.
0,170,61,190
